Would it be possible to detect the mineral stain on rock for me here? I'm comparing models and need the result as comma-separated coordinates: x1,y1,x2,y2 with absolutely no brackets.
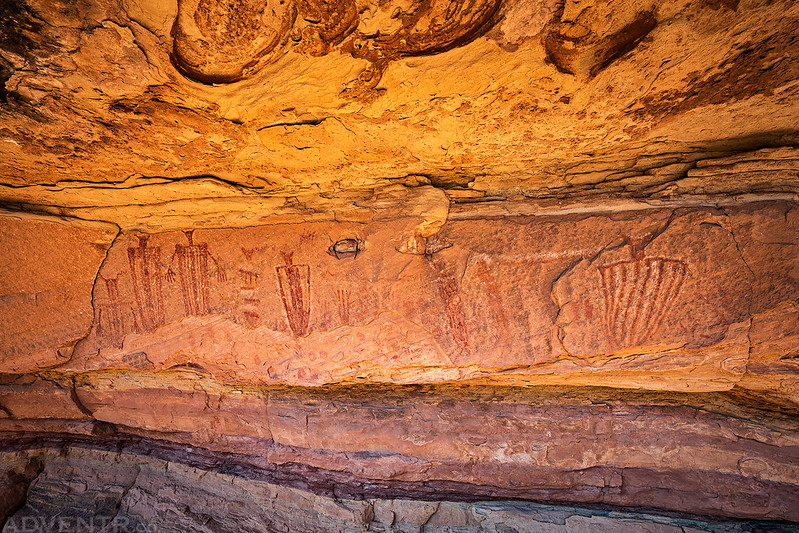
1,0,799,528
328,237,361,259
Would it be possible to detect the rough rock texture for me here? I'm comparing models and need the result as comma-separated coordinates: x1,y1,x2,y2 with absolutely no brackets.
1,0,799,529
4,380,799,523
0,200,786,401
0,0,798,216
5,447,794,533
1,201,798,528
5,445,799,533
0,210,117,373
2,200,798,529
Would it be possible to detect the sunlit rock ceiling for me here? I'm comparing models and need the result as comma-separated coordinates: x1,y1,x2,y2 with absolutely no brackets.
0,0,797,228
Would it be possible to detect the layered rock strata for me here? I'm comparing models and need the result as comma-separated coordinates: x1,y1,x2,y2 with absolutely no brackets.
5,447,795,533
6,200,798,403
1,198,798,528
2,0,799,528
3,380,799,524
1,0,797,198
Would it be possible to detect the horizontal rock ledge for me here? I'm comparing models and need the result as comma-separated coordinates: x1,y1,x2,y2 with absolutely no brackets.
3,199,787,405
3,446,795,533
2,379,799,522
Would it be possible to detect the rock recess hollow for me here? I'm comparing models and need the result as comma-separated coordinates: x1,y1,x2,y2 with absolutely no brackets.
1,0,798,530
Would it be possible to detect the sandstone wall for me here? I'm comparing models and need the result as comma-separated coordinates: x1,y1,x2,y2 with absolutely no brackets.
1,200,797,528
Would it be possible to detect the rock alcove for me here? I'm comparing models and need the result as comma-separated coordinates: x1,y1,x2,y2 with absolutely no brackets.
1,0,799,530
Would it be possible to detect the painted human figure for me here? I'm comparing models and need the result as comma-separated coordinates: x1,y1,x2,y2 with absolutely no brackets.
127,235,166,333
96,275,126,341
431,257,469,357
598,234,687,347
275,252,311,337
167,230,226,317
239,264,261,328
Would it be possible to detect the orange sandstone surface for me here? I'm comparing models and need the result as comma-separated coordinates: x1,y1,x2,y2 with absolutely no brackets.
1,0,799,529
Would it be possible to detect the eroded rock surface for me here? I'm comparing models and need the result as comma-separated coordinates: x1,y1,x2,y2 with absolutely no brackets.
0,211,117,373
0,0,797,209
4,446,793,533
0,199,798,528
3,382,799,524
1,0,799,528
19,200,784,402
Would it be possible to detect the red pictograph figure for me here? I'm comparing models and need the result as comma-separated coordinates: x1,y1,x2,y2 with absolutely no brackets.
431,258,469,357
127,235,166,333
97,276,126,341
336,288,351,324
239,267,261,328
473,261,509,333
275,252,311,337
598,236,687,348
167,230,226,317
241,247,258,262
